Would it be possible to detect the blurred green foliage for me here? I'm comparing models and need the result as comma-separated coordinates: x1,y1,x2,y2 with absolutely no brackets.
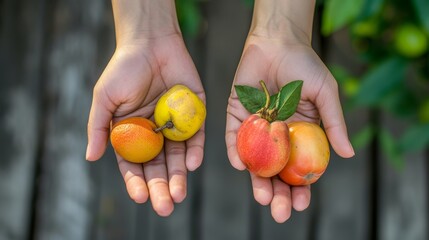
321,0,429,167
176,0,203,38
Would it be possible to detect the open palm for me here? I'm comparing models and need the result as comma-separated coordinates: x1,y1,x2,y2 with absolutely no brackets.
226,35,354,223
87,34,205,216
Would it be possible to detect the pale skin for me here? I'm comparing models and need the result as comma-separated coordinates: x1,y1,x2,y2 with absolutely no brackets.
226,0,355,223
86,0,205,216
87,0,355,221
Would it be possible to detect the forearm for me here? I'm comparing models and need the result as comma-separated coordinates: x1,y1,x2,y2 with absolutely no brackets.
111,0,180,46
250,0,316,44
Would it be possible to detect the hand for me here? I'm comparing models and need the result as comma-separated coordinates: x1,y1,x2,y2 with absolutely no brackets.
86,34,205,217
226,34,355,223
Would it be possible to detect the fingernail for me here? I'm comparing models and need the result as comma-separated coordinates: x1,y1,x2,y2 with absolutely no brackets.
348,141,355,157
85,145,91,161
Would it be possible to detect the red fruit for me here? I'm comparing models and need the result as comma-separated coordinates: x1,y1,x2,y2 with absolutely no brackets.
236,114,291,177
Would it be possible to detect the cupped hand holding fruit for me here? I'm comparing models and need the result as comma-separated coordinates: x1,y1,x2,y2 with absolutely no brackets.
110,85,206,164
86,33,206,217
226,34,355,223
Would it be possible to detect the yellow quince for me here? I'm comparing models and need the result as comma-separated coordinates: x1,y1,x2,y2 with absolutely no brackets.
154,84,206,141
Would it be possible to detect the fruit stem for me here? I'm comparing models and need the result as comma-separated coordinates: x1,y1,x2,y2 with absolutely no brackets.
260,80,271,109
256,80,276,122
154,121,174,133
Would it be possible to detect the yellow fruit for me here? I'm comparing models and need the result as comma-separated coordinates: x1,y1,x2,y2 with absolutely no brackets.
154,84,206,141
110,117,164,163
352,19,378,38
394,24,428,58
343,77,360,97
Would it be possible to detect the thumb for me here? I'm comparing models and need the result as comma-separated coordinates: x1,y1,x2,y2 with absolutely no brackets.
316,78,355,158
86,84,116,161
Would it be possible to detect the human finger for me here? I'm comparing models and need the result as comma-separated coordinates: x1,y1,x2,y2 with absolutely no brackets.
291,185,311,211
165,140,187,203
316,75,355,158
225,113,247,170
116,154,149,204
250,173,274,206
143,151,174,217
270,178,292,223
86,82,116,161
184,127,205,171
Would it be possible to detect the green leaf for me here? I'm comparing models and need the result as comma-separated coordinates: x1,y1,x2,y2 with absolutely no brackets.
398,124,429,153
176,0,202,38
234,85,266,114
269,93,278,109
322,0,364,35
379,129,404,170
412,0,429,33
353,57,407,107
380,85,419,118
275,80,303,121
242,0,254,7
329,64,352,84
317,0,325,7
358,0,385,19
351,124,375,150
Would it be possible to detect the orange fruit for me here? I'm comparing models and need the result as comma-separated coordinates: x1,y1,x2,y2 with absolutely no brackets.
278,122,330,186
110,117,164,163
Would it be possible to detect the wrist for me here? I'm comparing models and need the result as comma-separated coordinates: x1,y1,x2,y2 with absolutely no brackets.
250,0,315,45
112,0,181,46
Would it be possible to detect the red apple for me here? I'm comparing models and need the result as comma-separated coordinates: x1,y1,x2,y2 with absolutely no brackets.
236,114,291,177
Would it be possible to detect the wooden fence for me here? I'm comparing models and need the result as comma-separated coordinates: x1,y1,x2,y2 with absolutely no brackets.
0,0,427,240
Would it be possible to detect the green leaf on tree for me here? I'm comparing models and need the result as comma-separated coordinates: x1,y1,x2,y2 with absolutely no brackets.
379,128,404,170
358,0,385,19
242,0,254,8
353,57,407,107
275,80,303,121
176,0,202,38
412,0,429,33
398,123,429,154
322,0,364,35
380,84,419,118
351,124,375,150
329,64,352,85
234,85,266,114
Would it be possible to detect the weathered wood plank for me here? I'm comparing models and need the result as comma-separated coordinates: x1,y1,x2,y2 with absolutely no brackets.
260,206,313,239
0,0,44,239
313,109,370,240
32,0,110,239
200,1,254,240
312,24,371,240
379,151,427,240
2,0,428,239
378,115,427,240
90,150,143,240
77,1,152,239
